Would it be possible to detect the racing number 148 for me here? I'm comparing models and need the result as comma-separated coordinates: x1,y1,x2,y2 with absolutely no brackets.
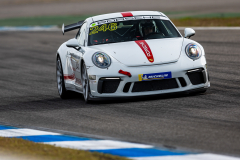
89,23,117,35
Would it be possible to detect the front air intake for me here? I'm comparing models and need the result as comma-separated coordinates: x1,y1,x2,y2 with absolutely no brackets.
123,82,131,93
132,78,179,92
98,78,121,94
187,68,207,85
178,77,187,87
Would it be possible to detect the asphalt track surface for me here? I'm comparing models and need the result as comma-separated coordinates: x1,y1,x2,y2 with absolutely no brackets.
0,30,240,157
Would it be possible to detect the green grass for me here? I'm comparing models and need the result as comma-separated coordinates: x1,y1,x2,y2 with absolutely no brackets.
0,137,129,160
165,12,240,18
185,12,240,18
163,11,192,15
0,15,93,26
172,17,240,26
0,13,240,27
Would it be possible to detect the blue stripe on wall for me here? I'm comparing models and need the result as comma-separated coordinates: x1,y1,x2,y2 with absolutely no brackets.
0,125,17,130
0,26,58,31
16,135,93,142
91,148,190,157
0,124,194,159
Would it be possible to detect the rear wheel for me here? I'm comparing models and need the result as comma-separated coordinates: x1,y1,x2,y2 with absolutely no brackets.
56,56,68,99
81,63,90,102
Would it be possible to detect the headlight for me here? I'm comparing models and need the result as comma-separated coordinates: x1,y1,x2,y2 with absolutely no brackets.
185,43,202,60
92,52,111,68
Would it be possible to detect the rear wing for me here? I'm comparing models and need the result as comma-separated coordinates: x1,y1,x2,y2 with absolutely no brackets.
62,21,84,35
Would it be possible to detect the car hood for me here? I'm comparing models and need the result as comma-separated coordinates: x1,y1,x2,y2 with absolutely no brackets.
89,38,184,67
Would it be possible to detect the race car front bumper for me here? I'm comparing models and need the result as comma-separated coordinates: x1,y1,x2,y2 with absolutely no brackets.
86,57,210,98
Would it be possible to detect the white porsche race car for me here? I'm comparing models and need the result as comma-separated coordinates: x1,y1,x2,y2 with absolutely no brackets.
56,11,210,102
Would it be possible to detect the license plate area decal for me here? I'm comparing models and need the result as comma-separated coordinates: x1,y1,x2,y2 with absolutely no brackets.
138,72,172,81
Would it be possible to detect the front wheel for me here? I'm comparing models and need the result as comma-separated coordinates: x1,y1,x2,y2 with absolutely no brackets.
56,56,68,99
81,63,90,102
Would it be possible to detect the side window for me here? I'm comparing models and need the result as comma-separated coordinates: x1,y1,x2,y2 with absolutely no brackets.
78,22,87,46
76,29,80,39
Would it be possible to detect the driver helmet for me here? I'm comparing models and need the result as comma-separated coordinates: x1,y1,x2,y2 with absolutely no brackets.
139,20,156,37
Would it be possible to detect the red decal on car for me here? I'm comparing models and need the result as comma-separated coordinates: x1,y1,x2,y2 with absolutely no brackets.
118,70,132,77
75,78,82,85
64,74,75,80
121,12,133,17
135,40,154,63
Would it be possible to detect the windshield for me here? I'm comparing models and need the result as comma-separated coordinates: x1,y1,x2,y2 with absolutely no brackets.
88,19,181,46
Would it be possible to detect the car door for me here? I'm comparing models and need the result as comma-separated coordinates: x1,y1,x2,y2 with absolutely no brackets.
69,22,87,91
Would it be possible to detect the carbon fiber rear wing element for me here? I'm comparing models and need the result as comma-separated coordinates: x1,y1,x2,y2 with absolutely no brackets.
62,21,84,35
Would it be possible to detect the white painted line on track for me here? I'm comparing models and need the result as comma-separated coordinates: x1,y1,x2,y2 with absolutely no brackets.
177,27,240,30
0,128,60,137
132,153,240,160
44,140,153,150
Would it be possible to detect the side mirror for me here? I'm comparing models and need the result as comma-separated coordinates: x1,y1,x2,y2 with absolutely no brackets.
66,39,80,49
184,28,195,39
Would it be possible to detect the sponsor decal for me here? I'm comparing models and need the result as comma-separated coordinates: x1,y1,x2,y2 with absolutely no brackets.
76,61,80,72
64,74,75,80
76,78,82,85
89,23,117,35
135,40,154,63
70,59,76,71
121,12,133,17
90,80,97,84
138,72,172,81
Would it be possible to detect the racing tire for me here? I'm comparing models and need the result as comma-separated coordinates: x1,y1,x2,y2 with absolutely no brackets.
56,56,69,99
81,63,90,103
